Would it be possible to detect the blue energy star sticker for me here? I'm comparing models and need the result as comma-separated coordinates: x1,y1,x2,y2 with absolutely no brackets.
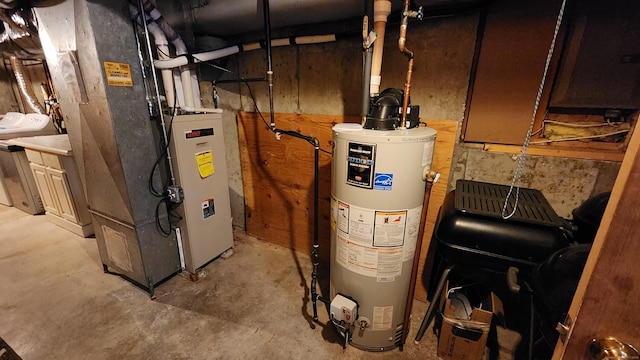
374,173,393,191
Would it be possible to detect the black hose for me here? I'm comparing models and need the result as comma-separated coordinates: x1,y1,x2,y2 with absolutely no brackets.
310,139,320,321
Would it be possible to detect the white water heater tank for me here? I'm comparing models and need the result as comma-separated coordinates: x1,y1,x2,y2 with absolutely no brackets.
330,123,436,351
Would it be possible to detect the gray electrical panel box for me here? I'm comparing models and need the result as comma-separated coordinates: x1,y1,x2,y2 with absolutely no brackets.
169,112,234,274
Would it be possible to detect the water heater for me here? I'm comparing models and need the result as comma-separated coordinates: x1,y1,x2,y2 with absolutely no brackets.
330,123,436,351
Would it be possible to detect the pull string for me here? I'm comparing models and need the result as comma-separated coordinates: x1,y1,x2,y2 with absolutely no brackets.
502,0,567,219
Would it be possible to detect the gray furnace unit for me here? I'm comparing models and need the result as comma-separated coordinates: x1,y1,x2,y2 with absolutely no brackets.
169,112,234,278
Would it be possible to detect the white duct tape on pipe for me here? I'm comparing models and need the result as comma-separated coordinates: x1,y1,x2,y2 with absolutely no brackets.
271,38,290,47
370,75,381,95
295,34,336,45
242,43,261,51
241,35,336,52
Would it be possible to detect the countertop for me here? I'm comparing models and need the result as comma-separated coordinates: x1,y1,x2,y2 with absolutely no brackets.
8,134,72,156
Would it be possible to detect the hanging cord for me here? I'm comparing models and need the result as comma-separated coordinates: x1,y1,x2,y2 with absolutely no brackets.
502,0,567,219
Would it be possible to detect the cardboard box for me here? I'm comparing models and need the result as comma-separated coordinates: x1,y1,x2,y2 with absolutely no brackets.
437,282,504,360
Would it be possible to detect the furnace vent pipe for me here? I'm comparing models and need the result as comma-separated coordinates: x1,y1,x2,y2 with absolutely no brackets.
153,33,336,70
9,56,45,114
139,0,182,51
398,0,414,129
153,45,241,69
370,0,391,96
129,4,176,108
136,0,194,108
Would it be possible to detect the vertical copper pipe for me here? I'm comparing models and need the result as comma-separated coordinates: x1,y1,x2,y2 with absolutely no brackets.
401,173,436,347
398,0,414,129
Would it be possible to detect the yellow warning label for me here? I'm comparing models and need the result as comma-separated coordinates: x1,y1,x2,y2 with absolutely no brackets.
103,61,133,87
195,150,214,178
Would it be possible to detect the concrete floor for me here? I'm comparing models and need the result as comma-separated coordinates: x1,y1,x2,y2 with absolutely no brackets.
0,205,440,360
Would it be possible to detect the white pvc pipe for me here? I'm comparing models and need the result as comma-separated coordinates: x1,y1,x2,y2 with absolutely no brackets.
141,0,194,108
153,45,241,69
154,33,177,108
129,4,176,108
153,33,336,70
371,0,391,95
179,67,194,108
181,107,223,113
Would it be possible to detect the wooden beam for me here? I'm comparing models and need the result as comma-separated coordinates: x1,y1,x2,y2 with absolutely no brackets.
483,143,625,162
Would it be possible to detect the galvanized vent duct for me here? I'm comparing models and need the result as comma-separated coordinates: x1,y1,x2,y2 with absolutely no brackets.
36,0,180,297
9,56,45,114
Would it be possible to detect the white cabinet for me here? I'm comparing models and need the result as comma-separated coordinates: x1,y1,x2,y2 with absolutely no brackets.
10,135,94,237
30,163,59,216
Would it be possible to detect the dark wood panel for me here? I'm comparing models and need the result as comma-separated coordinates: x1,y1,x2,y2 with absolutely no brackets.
463,0,563,145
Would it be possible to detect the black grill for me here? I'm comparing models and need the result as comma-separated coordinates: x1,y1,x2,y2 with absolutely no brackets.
454,180,562,227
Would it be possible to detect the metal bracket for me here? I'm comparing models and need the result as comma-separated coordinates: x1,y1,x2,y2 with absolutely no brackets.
556,313,574,343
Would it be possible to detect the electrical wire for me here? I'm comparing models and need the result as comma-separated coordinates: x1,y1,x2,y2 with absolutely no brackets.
529,129,630,144
133,8,183,236
151,95,180,235
148,108,176,197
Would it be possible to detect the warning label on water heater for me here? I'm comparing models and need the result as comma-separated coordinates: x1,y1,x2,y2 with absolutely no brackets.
332,198,422,280
346,142,375,188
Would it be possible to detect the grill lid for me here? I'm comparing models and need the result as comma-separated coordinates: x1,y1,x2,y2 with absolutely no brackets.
454,180,563,227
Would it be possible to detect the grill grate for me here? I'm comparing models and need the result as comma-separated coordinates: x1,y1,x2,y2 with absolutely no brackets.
454,180,562,227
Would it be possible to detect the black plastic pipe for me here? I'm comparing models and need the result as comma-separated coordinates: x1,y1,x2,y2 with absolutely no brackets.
361,46,373,122
361,2,374,123
263,0,276,128
259,0,326,323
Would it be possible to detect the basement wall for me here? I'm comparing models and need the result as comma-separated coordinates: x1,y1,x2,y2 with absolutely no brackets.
212,11,620,229
0,9,620,226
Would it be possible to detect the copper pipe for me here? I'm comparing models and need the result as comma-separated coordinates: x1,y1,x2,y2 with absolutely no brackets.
401,171,438,347
398,0,414,129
